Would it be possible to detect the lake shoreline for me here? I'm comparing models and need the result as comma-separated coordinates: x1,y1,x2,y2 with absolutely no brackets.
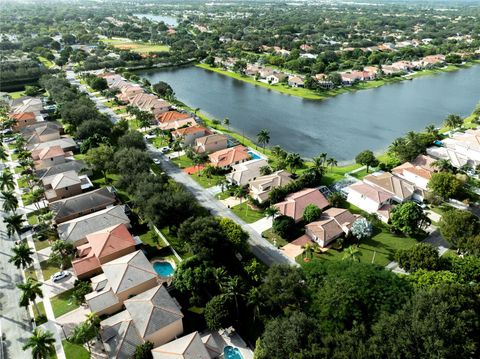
196,61,480,101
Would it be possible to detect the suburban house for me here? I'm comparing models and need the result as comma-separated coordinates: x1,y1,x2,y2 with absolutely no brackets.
33,145,72,170
194,134,228,154
305,208,361,248
266,73,287,84
249,170,293,203
85,250,159,316
41,170,90,202
346,182,394,223
36,160,89,180
49,187,118,224
29,137,77,153
157,113,197,131
116,85,144,102
208,145,250,169
19,121,63,139
100,285,183,358
427,145,475,169
275,188,330,222
11,97,43,114
25,123,61,145
226,158,269,186
130,93,171,115
288,76,305,88
363,171,419,202
441,129,480,165
245,64,261,76
172,125,210,146
10,112,37,130
151,331,221,359
314,74,334,89
72,223,137,279
156,110,191,124
57,205,131,246
391,154,437,191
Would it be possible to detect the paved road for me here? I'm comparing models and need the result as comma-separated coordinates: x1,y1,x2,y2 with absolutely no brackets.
0,200,32,359
65,71,295,267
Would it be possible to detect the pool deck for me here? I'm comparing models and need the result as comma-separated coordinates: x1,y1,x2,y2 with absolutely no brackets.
207,328,254,359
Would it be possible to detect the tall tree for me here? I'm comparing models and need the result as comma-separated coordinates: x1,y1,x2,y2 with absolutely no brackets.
85,144,115,181
18,278,43,318
256,129,270,151
0,170,15,190
1,190,18,213
355,150,379,173
3,213,25,238
50,240,75,269
23,328,56,359
9,241,34,270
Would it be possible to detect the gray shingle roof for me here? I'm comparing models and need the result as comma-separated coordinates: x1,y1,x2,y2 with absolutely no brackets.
124,285,183,338
57,205,130,244
101,311,144,359
37,160,89,179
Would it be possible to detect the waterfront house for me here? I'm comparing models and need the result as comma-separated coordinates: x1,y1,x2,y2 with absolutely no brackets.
226,158,269,186
172,125,210,146
72,223,137,279
391,61,414,72
130,93,171,115
314,74,334,89
156,111,196,131
346,182,393,223
258,68,275,79
288,75,305,88
440,129,480,165
363,171,419,203
422,54,446,66
249,170,293,203
305,208,361,247
116,85,144,102
208,145,250,169
427,145,476,169
85,250,159,316
194,134,228,154
151,331,220,359
381,65,400,75
100,285,183,358
49,187,118,224
392,154,437,191
245,64,261,77
275,188,330,222
266,73,287,84
57,205,131,246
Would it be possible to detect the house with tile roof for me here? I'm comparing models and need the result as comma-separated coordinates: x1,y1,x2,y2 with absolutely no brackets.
441,129,480,166
151,331,218,359
10,112,37,130
25,123,61,145
156,111,191,124
208,145,250,169
49,187,118,224
226,158,269,186
57,205,130,246
159,117,197,131
346,181,394,223
19,121,63,138
288,75,305,88
72,223,137,279
11,97,43,114
306,208,361,247
194,134,228,154
100,285,183,358
172,125,210,146
427,145,476,169
42,170,84,202
36,160,89,180
29,137,77,153
85,250,160,316
249,170,293,203
275,188,330,222
363,171,419,202
33,145,70,169
392,154,437,191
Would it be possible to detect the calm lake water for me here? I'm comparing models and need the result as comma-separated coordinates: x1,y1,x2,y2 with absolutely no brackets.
134,13,178,27
136,65,480,161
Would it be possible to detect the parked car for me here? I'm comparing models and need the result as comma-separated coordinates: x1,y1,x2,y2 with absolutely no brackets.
153,158,161,165
51,271,70,282
161,147,170,154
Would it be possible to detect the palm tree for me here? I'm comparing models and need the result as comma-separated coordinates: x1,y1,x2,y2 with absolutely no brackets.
247,287,262,322
444,114,463,129
303,243,315,260
264,206,279,220
425,124,438,136
222,276,245,319
1,190,18,213
223,117,230,130
29,188,45,210
0,170,15,190
0,146,7,161
50,240,75,269
214,267,229,292
9,241,34,270
194,107,200,116
342,245,361,262
3,213,25,238
326,157,338,170
234,186,248,205
271,145,287,160
201,165,215,178
286,153,304,175
256,129,270,151
216,177,229,193
432,159,454,172
18,278,43,318
23,328,56,359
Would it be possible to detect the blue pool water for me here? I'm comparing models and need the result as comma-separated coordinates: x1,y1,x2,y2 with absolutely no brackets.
248,151,261,160
153,261,175,277
224,346,243,359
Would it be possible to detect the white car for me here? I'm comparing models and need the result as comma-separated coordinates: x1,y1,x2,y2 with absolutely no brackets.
51,271,70,282
160,146,170,154
153,158,161,165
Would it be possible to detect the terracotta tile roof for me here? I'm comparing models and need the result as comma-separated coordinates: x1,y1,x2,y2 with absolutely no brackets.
86,223,136,259
208,145,250,167
38,145,65,160
290,234,314,247
364,172,415,200
156,111,191,123
275,188,330,222
392,155,437,181
348,182,393,204
10,112,36,121
72,247,101,277
306,218,343,243
172,125,208,137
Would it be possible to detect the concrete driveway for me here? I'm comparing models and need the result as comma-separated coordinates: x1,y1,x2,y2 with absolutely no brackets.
55,306,91,338
41,269,76,299
249,217,273,235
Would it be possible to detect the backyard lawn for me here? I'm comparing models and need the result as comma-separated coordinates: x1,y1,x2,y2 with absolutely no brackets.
310,229,418,266
62,341,90,359
102,38,170,53
231,202,265,223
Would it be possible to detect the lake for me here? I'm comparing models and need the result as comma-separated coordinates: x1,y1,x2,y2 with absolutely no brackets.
136,65,480,161
134,13,178,27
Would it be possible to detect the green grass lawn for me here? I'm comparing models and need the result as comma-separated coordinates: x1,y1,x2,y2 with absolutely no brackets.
40,260,67,281
321,163,362,185
101,38,170,53
25,266,38,281
128,118,141,130
7,90,26,99
350,167,373,180
33,301,47,325
39,56,55,69
231,202,265,223
152,136,170,148
50,288,79,318
262,228,289,247
312,229,418,266
62,340,90,359
90,172,131,203
215,191,232,200
34,238,51,251
171,155,195,169
190,172,224,188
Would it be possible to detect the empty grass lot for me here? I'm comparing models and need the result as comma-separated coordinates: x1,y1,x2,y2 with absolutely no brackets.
102,38,170,53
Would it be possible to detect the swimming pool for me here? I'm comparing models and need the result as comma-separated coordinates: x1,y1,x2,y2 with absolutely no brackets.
248,151,261,160
152,261,175,277
224,346,244,359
